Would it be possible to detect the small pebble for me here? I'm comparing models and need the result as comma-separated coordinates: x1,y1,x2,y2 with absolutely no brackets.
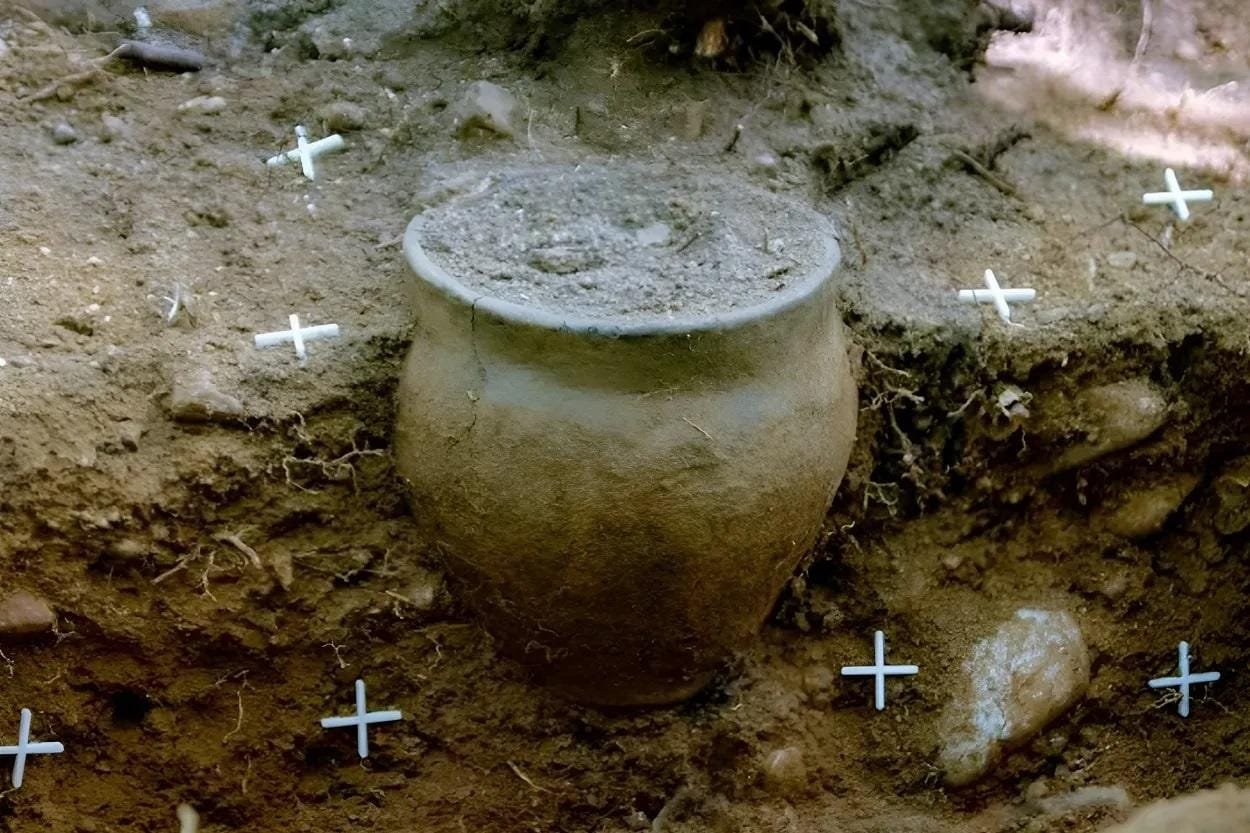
115,420,144,452
177,95,227,115
0,591,56,638
100,113,130,143
752,152,780,176
106,538,149,563
1033,786,1131,819
320,100,368,132
452,80,518,138
51,122,78,144
397,570,444,612
1024,779,1049,801
761,746,806,797
169,367,244,423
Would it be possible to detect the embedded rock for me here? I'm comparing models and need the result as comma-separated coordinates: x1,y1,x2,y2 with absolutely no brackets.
1213,457,1250,536
1051,379,1168,471
0,591,56,638
761,746,806,797
319,100,368,132
169,368,244,423
1100,784,1250,833
100,113,131,143
452,81,518,138
177,95,227,115
938,608,1090,787
1097,473,1199,539
1030,785,1131,819
51,122,79,144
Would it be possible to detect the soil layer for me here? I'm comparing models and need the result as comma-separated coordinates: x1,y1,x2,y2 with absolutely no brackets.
0,1,1248,832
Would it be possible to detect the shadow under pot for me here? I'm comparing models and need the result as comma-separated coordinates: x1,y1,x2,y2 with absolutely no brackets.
394,165,858,707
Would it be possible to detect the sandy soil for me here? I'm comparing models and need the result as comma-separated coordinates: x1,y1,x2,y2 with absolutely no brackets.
0,0,1247,831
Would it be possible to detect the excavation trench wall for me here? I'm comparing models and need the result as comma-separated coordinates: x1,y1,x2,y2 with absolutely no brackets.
2,281,1249,833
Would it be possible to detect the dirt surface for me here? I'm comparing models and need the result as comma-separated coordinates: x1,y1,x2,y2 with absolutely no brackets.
0,0,1248,831
416,164,828,321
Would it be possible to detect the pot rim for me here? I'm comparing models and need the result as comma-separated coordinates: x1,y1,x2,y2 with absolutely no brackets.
403,209,842,338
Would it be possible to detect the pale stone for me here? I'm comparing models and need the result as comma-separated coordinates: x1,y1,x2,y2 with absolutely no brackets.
169,368,244,423
51,122,78,144
752,152,780,177
1029,785,1132,820
1213,457,1250,535
1102,785,1250,833
106,538,149,563
397,569,444,612
938,609,1090,787
1098,474,1199,538
319,100,368,132
177,95,227,115
452,81,518,138
1052,379,1168,471
0,591,56,637
761,746,806,796
100,113,130,143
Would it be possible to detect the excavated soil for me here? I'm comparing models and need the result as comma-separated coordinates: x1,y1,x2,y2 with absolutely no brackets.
416,164,829,320
0,1,1248,831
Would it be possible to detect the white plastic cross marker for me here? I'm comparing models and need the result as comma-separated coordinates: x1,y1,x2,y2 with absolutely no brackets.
958,269,1035,326
319,679,402,759
841,630,919,711
254,314,340,363
1142,167,1213,222
264,126,345,181
0,709,65,788
1149,641,1220,718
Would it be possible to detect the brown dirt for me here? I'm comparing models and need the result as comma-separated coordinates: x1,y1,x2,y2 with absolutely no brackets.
0,0,1248,831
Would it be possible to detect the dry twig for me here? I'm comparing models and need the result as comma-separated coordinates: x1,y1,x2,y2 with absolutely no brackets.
949,149,1018,198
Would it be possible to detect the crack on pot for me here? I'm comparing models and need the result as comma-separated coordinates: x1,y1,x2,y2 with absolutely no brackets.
450,295,489,446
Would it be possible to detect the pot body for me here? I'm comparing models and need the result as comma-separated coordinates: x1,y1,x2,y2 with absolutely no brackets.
394,218,858,706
